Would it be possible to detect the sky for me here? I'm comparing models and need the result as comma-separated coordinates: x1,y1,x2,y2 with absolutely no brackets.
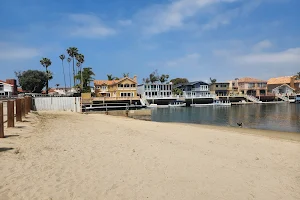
0,0,299,86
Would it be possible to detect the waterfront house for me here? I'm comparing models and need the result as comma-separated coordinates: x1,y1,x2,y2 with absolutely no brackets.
267,76,297,93
0,79,17,97
94,76,138,100
230,77,267,96
210,82,230,96
175,81,211,98
271,84,295,96
137,83,173,99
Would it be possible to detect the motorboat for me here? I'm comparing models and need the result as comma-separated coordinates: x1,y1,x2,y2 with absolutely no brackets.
168,100,186,107
191,100,231,107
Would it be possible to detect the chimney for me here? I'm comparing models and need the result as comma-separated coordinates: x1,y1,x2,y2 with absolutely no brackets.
6,79,17,95
290,76,295,89
133,75,137,83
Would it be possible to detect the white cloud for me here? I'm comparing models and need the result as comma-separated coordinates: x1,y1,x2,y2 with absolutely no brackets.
0,42,40,60
67,14,116,38
235,48,300,64
252,40,273,52
138,0,241,35
118,20,132,26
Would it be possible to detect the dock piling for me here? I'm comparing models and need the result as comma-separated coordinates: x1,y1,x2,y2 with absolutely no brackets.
0,102,4,138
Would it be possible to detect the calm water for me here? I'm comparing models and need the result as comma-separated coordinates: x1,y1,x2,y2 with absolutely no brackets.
151,104,300,133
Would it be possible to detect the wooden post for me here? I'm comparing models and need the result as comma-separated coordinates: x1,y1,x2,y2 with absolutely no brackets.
21,98,25,117
24,97,29,114
7,100,14,128
16,98,22,122
0,102,4,138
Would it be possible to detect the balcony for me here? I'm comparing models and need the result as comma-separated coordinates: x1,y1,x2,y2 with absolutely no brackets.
93,97,140,101
191,88,209,92
117,87,137,90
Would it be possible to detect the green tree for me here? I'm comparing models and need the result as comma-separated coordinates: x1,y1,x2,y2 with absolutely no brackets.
15,70,48,93
67,57,72,88
169,78,189,85
75,67,95,92
107,74,113,80
40,57,52,94
59,54,67,91
295,72,300,80
149,70,159,83
172,88,183,95
76,53,85,89
123,73,129,77
66,47,79,87
210,77,217,84
143,78,150,84
55,83,60,89
160,74,170,83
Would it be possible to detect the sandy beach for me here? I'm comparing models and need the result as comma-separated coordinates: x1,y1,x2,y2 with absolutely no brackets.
1,112,300,200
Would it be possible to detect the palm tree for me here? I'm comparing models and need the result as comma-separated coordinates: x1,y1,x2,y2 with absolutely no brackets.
40,57,52,94
66,47,79,87
107,74,113,81
210,77,217,84
75,67,95,92
55,83,60,89
59,54,66,91
76,53,85,89
67,57,72,88
123,73,129,77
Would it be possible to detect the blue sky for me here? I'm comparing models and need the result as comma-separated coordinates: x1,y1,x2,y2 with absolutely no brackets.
0,0,299,86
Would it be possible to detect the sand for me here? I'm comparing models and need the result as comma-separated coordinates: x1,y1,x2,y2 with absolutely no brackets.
0,112,300,200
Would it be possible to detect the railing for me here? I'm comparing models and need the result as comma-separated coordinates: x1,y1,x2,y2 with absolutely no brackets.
244,95,261,103
191,88,209,91
117,87,137,90
275,94,290,102
93,97,140,101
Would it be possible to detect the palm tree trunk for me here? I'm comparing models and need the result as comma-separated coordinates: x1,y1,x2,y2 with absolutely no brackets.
68,62,72,88
62,61,67,92
46,67,49,95
81,65,83,91
72,58,75,87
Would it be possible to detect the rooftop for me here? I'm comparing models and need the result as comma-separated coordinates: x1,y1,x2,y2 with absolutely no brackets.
238,77,267,83
267,76,293,85
94,77,137,86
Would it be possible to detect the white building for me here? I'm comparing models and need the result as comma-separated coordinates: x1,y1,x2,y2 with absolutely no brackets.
137,83,174,99
175,81,213,98
272,84,295,96
0,80,13,97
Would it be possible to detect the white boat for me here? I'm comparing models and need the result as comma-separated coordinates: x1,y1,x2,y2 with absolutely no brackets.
191,100,231,107
147,104,158,108
168,100,186,107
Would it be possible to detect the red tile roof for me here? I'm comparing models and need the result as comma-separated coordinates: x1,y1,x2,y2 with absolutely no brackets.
267,76,293,85
94,77,137,86
238,77,267,83
0,80,13,86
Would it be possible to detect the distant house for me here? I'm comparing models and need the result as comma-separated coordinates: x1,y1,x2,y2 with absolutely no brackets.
137,83,173,99
0,79,15,97
210,82,230,96
175,81,211,98
272,84,295,96
94,76,138,99
267,76,297,93
229,77,267,96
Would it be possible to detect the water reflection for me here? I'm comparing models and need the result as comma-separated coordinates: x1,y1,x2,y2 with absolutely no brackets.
151,104,300,133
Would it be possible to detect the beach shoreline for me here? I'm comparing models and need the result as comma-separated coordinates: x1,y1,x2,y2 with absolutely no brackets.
1,111,300,199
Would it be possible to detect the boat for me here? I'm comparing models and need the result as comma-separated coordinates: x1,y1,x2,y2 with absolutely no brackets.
191,100,231,107
168,100,186,107
147,104,158,108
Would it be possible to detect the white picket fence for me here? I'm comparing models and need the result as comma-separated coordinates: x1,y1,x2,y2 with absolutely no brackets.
33,97,81,112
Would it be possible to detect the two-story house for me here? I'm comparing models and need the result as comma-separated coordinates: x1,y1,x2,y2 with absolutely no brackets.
229,77,267,96
94,76,138,99
267,76,298,94
210,82,230,96
0,79,16,97
137,83,173,99
175,81,211,98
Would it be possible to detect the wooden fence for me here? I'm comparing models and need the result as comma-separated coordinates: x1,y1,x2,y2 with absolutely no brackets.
0,97,32,138
32,97,81,112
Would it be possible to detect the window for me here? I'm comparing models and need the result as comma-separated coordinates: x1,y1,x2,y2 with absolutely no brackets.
101,86,107,90
124,84,130,87
216,85,219,88
118,84,123,87
131,84,136,87
0,84,3,91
